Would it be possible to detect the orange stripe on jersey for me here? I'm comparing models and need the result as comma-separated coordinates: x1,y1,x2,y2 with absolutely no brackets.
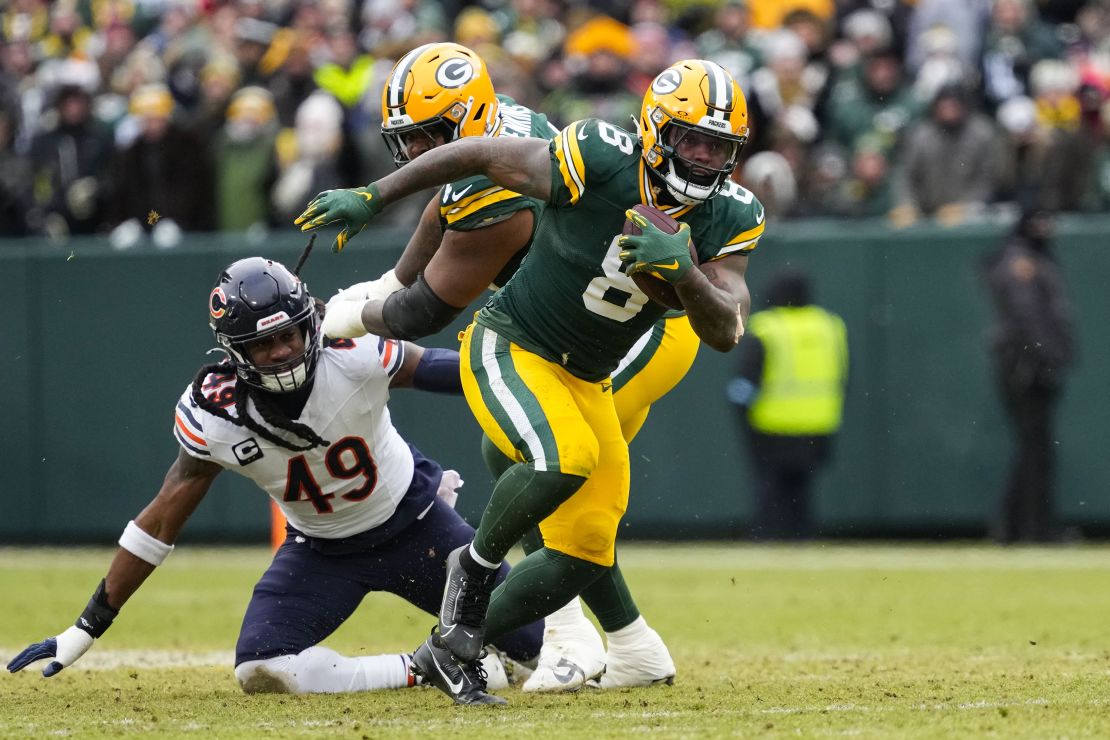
380,339,395,369
175,414,207,446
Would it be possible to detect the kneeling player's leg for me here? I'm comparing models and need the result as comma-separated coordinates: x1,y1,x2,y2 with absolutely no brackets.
236,646,414,694
234,535,412,694
379,495,544,665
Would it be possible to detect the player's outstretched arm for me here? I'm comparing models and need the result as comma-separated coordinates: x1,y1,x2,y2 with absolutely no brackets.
296,137,552,252
676,254,751,352
6,451,220,678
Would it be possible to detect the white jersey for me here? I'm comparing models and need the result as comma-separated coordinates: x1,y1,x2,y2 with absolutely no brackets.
173,336,416,539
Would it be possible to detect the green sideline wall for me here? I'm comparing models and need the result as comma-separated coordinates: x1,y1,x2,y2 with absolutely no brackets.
2,217,1106,544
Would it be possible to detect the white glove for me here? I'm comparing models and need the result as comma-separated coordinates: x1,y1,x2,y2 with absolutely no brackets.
436,469,463,509
7,625,95,677
329,269,405,304
321,299,368,339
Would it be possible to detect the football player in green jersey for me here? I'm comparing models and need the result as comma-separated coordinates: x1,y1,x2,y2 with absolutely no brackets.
323,42,686,695
299,58,763,705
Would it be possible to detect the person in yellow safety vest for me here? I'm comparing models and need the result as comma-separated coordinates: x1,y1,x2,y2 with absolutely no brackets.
726,269,848,540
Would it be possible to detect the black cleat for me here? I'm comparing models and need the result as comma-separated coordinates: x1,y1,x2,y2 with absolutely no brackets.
438,545,497,663
411,633,507,706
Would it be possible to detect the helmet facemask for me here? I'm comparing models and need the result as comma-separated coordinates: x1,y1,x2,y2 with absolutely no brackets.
382,101,469,166
221,309,321,393
654,118,745,203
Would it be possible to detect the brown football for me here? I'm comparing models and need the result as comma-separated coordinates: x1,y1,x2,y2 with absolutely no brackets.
622,204,699,310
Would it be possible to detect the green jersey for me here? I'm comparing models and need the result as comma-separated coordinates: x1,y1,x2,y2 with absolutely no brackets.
438,95,557,287
477,117,767,381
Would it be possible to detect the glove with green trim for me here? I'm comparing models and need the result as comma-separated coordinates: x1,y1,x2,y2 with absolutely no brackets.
617,208,695,284
295,183,385,253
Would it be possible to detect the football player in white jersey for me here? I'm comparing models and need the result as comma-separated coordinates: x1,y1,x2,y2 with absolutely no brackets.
6,257,540,699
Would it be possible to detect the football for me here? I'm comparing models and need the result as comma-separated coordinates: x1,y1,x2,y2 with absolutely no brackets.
622,204,699,310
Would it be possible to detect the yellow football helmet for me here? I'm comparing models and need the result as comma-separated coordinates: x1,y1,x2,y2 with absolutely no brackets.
381,42,499,166
639,59,749,204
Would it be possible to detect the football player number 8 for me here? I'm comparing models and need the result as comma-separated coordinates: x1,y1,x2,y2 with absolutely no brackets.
582,235,650,322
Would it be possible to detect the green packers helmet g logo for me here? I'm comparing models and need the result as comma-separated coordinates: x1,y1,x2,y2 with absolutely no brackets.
651,69,681,95
435,58,475,89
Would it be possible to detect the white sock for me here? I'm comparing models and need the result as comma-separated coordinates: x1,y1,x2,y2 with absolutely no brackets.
604,616,650,650
544,598,588,630
468,544,500,570
235,646,414,694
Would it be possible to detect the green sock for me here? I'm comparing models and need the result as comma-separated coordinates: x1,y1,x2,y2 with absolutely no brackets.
580,555,641,632
519,517,640,632
484,547,607,643
472,463,586,563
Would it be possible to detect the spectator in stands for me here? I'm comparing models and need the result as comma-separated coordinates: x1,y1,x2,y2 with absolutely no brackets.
824,45,920,155
910,24,971,106
541,15,641,130
981,0,1064,108
313,27,375,110
741,150,798,220
185,53,240,144
29,81,113,238
824,8,893,96
905,0,990,78
747,0,834,32
834,2,912,57
727,270,849,541
1029,59,1095,211
268,37,317,128
890,80,997,225
695,0,763,93
993,95,1052,207
982,207,1075,543
358,0,446,59
271,91,347,226
824,134,896,218
108,83,213,247
627,22,677,95
748,29,826,154
214,86,278,233
233,17,279,87
0,108,32,237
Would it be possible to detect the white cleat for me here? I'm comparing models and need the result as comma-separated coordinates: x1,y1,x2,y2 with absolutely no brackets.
522,616,605,693
478,650,510,690
591,625,676,688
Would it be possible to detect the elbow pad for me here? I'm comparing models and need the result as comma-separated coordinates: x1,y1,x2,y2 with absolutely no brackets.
381,274,463,341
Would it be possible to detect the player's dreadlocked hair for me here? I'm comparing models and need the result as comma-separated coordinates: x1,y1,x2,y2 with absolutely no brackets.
189,361,330,452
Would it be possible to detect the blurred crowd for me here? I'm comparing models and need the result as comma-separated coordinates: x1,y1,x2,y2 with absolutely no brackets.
3,0,1110,245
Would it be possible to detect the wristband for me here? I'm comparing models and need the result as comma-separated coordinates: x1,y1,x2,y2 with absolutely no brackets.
74,579,119,638
119,520,174,566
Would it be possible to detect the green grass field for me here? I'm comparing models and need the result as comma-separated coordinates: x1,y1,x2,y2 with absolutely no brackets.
2,544,1109,738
